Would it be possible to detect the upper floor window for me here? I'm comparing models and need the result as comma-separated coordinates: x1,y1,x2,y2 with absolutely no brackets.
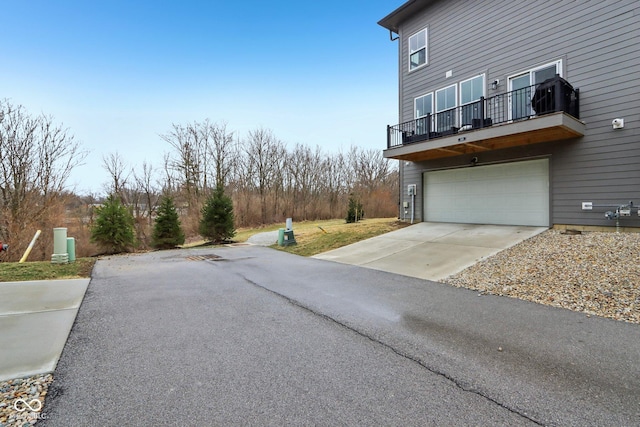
460,75,485,106
435,84,457,131
460,74,485,126
436,85,456,112
415,93,433,135
415,93,433,118
409,28,428,71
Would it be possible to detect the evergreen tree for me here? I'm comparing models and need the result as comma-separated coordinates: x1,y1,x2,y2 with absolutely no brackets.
199,186,235,243
151,196,185,249
345,193,364,223
90,194,135,253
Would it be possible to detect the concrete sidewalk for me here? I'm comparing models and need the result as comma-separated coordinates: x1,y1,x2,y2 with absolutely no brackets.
246,230,278,246
313,222,547,280
0,279,90,381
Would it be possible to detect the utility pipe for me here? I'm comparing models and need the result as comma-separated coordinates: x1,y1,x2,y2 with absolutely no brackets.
19,230,41,263
411,192,415,224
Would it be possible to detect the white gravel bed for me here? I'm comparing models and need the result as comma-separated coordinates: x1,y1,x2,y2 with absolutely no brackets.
0,374,52,426
443,229,640,324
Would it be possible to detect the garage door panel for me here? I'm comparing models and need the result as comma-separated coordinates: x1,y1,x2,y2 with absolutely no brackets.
424,159,549,227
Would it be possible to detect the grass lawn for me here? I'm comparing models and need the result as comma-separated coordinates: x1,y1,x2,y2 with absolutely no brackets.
0,257,96,282
269,217,409,257
186,217,409,257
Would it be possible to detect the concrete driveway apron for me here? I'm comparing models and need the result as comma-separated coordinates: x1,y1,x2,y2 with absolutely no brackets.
313,222,548,281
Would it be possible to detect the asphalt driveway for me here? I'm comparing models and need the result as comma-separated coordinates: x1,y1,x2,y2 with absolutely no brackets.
40,246,640,426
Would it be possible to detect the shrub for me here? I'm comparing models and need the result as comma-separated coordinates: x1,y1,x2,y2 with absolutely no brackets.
90,195,135,254
199,186,235,243
345,194,364,223
152,196,185,249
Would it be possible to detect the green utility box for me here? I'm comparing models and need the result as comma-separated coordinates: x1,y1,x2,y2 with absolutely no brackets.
67,237,76,262
278,228,296,246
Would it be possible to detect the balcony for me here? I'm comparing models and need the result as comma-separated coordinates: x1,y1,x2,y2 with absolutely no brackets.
384,76,585,162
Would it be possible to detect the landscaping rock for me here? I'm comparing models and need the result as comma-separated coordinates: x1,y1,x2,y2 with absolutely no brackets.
444,230,640,324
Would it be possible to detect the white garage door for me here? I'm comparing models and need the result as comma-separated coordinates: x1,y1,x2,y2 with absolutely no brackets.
423,158,549,226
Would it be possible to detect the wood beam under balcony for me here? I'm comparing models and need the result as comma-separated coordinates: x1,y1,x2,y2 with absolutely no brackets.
383,112,585,162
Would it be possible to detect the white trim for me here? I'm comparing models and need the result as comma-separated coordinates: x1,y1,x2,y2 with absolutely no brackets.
507,59,563,89
408,27,428,72
507,60,563,121
458,74,486,127
459,73,486,106
435,84,457,112
435,84,458,131
414,92,434,119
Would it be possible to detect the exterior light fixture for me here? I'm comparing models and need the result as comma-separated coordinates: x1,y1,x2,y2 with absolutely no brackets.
491,80,499,90
612,118,624,129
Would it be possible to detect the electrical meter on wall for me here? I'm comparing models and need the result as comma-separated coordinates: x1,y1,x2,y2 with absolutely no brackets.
407,184,416,196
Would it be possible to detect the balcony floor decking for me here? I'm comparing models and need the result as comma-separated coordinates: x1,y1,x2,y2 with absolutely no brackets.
384,112,585,162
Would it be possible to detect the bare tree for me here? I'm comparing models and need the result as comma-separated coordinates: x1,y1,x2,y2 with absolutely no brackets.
243,128,285,224
286,144,323,220
155,119,398,230
348,147,394,191
206,121,236,189
312,150,351,219
188,121,210,191
160,152,178,195
233,143,256,225
0,99,87,260
347,146,398,218
102,152,131,201
133,161,159,225
161,123,203,205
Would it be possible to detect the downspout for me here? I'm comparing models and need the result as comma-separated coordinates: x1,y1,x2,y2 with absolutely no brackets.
394,27,403,221
399,160,404,220
411,189,415,224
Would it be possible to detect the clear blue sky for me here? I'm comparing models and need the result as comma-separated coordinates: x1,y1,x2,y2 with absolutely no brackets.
1,1,403,194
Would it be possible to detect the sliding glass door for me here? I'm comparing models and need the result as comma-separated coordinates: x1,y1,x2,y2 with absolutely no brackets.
509,62,560,120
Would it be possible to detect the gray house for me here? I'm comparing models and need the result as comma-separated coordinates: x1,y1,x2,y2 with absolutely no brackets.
379,0,639,230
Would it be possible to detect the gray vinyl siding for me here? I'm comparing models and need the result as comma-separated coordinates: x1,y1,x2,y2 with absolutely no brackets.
392,0,640,227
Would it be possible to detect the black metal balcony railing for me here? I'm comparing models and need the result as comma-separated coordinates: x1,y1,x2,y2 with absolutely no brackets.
387,75,579,149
